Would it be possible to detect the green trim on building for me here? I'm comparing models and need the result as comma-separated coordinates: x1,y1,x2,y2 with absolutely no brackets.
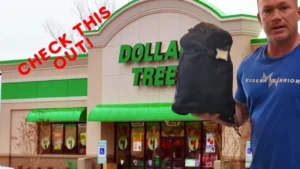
26,107,87,122
84,0,257,35
88,103,202,122
83,0,138,35
2,78,87,100
0,53,88,65
193,0,257,19
250,38,268,44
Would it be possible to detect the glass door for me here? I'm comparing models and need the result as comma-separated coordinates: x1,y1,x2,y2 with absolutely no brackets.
161,137,185,169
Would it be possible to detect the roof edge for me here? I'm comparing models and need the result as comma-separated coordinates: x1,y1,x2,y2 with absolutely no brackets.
83,0,257,35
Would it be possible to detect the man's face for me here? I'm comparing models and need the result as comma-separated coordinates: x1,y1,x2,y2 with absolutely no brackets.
257,0,300,42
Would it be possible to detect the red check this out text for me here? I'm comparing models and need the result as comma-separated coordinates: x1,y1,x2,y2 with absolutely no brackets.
18,6,111,75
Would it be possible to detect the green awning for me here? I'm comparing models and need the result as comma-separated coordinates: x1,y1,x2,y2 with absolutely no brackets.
26,107,87,122
88,103,202,122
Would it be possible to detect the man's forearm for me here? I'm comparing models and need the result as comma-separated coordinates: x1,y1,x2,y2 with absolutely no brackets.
235,102,249,127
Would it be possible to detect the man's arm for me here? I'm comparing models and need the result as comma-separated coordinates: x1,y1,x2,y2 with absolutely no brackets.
191,101,249,127
233,60,249,127
234,101,249,127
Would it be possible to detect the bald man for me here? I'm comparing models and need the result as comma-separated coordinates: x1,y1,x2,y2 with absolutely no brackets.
193,0,300,168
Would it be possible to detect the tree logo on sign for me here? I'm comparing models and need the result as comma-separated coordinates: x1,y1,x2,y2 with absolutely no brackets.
148,136,158,150
188,136,199,151
118,136,128,150
66,136,75,149
41,136,50,149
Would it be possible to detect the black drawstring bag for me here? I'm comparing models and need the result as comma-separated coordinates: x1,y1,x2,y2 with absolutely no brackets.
172,22,237,125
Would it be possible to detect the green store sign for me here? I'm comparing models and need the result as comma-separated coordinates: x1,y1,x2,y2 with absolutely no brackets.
118,40,182,86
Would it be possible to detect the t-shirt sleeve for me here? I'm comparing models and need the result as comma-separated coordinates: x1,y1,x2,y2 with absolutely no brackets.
234,63,247,105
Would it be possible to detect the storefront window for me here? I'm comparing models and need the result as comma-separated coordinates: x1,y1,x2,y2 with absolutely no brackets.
202,122,220,169
78,124,86,154
131,124,145,169
115,121,222,169
64,124,77,153
52,124,64,153
185,122,202,168
39,122,86,155
116,123,130,167
146,123,160,169
161,121,184,137
39,123,51,154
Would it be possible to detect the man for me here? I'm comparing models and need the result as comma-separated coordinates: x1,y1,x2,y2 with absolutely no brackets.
192,0,300,168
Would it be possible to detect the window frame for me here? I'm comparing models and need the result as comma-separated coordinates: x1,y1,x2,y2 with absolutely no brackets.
38,122,86,155
115,121,222,169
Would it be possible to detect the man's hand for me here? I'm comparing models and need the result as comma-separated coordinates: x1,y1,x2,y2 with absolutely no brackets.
192,101,249,127
191,113,235,127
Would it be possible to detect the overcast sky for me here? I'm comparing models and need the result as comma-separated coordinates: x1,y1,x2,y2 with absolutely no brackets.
0,0,298,62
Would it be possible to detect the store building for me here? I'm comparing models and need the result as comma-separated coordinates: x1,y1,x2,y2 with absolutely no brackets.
0,0,265,169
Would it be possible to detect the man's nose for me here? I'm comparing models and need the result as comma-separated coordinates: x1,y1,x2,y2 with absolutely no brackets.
272,9,283,21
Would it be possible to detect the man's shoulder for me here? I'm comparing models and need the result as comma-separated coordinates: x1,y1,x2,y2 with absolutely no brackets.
240,45,266,66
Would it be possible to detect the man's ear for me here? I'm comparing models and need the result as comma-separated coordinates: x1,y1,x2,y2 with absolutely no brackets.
257,13,262,26
297,7,300,21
